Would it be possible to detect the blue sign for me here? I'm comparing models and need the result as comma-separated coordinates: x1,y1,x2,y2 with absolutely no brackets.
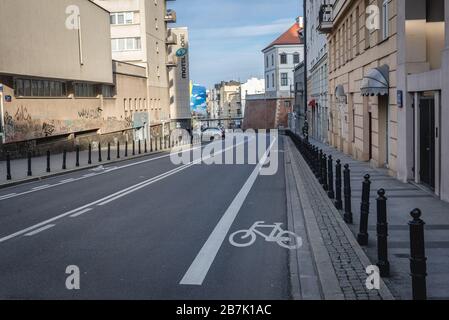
4,95,12,102
190,84,207,116
176,48,188,57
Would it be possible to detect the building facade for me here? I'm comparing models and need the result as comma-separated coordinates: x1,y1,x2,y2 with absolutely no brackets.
293,62,306,135
395,0,448,201
306,0,329,143
93,0,177,136
0,0,147,158
320,0,398,176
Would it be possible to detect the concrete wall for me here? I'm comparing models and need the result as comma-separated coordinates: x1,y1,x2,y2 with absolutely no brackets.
0,0,113,84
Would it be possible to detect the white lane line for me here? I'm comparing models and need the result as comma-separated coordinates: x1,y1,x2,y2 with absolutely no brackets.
69,208,93,218
60,178,75,184
31,185,51,191
180,138,277,286
83,173,97,178
0,193,17,200
0,145,203,202
0,139,250,244
24,224,55,237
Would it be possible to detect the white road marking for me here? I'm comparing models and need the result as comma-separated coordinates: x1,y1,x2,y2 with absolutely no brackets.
0,193,17,200
69,208,93,218
180,138,277,286
24,224,55,237
0,140,250,244
0,145,203,202
82,173,97,178
60,178,75,184
31,185,51,191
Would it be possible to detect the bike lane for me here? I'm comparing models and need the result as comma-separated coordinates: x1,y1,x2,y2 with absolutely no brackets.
175,137,292,300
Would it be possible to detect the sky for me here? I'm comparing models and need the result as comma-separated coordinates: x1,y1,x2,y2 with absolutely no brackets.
170,0,303,88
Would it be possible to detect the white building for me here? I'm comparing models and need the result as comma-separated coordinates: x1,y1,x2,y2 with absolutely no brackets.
306,0,328,143
262,20,304,100
240,77,265,116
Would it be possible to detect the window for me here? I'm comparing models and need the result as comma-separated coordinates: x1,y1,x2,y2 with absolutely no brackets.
382,0,389,40
74,83,97,97
271,54,274,66
272,74,275,88
111,38,141,52
110,12,134,25
14,78,67,97
280,53,287,64
102,85,114,98
266,75,269,88
266,56,269,68
293,53,300,64
281,73,288,86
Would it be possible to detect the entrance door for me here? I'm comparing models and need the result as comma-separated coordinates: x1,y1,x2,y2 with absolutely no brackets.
419,96,436,190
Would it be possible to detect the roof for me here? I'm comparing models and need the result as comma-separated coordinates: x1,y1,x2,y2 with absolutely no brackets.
263,22,303,52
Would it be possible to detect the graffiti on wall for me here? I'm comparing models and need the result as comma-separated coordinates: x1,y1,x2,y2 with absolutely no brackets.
78,107,103,120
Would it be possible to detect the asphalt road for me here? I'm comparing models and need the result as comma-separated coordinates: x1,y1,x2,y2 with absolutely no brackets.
0,134,291,299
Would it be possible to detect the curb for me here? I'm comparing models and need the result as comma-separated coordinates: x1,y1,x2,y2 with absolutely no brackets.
0,149,169,190
286,137,395,300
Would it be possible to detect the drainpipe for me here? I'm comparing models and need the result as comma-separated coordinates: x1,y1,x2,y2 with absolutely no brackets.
0,91,4,144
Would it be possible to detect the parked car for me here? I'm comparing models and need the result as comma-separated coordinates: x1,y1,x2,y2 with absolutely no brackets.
201,127,225,142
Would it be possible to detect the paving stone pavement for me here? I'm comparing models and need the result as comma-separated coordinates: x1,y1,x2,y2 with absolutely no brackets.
286,137,393,300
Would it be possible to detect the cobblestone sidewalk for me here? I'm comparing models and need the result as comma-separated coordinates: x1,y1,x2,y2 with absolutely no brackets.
285,136,394,300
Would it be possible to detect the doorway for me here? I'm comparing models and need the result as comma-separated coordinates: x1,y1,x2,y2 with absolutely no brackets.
419,95,436,190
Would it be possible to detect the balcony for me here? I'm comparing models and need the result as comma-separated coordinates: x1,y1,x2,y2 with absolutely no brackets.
165,9,177,23
317,4,333,33
166,31,177,45
166,60,177,68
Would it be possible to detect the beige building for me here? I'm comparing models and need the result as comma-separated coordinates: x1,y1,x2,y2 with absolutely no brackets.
0,0,148,157
320,0,398,175
216,81,242,129
93,0,177,136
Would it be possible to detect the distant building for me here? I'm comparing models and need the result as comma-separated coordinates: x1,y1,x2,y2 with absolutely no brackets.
244,19,304,130
240,77,265,117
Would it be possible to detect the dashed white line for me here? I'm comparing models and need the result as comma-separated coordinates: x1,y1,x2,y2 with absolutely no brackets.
60,178,75,184
31,185,51,191
0,193,17,200
69,208,93,218
24,224,55,237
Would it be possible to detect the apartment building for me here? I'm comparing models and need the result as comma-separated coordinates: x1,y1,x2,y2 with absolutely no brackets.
217,81,241,129
319,0,398,176
0,0,147,158
93,0,177,136
306,0,329,143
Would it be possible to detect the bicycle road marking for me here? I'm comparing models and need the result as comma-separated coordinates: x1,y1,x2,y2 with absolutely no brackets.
179,138,277,286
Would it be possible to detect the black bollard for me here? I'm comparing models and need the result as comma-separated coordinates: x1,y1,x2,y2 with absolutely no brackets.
27,152,32,176
62,150,67,170
98,143,102,163
357,174,371,246
335,160,343,210
150,138,153,152
145,139,148,153
117,141,120,159
107,143,111,161
376,189,390,277
409,208,427,300
328,155,335,199
6,153,12,180
318,150,324,184
343,164,353,224
160,137,163,150
46,150,51,173
322,153,329,191
138,140,141,155
88,144,92,165
155,137,159,151
132,140,136,156
125,141,128,157
76,146,80,167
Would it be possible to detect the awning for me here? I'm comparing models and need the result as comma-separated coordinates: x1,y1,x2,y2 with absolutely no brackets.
361,64,389,96
308,99,316,107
